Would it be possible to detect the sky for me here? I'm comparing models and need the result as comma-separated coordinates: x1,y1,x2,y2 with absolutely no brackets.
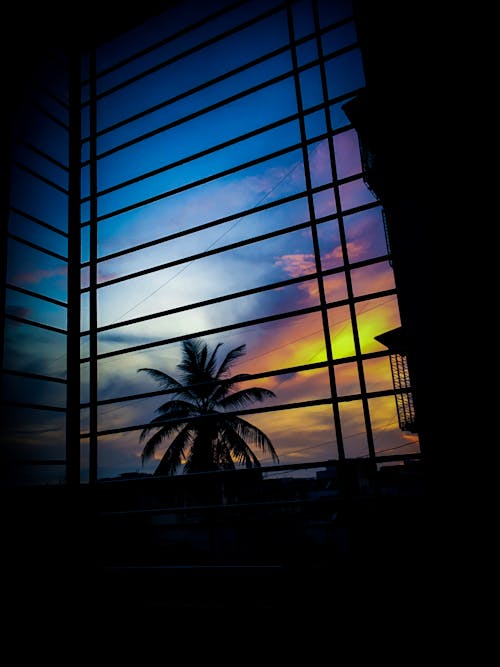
3,0,419,484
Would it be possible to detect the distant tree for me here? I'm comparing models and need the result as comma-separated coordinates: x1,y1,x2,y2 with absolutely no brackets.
138,339,279,475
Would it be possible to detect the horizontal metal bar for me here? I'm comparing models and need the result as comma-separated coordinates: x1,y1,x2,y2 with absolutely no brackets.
16,141,69,173
1,368,67,384
4,313,67,335
5,283,67,308
12,159,69,195
1,400,66,412
10,206,68,238
31,99,69,131
8,232,68,262
3,459,66,466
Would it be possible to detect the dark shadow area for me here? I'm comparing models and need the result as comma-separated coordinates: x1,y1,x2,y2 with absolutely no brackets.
2,0,437,632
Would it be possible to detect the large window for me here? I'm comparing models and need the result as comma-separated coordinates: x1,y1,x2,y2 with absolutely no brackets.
2,0,420,485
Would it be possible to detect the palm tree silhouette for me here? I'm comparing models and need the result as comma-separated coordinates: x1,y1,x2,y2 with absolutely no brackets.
138,339,279,475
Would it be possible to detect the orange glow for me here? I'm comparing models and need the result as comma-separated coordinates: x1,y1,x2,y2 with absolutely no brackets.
356,297,401,354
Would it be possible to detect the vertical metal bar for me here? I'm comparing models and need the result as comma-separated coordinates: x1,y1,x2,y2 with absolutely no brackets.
66,49,82,486
312,0,376,459
286,3,345,459
0,121,11,379
88,48,98,483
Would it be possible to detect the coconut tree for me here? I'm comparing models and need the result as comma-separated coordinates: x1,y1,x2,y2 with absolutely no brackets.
138,339,279,475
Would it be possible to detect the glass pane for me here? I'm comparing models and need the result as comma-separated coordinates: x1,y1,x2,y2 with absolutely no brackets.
299,65,323,110
324,272,347,302
6,239,67,302
339,399,368,457
96,311,328,402
363,355,394,394
309,139,332,188
97,117,301,213
304,109,327,139
96,228,315,325
292,0,315,39
1,375,66,408
339,177,376,210
97,278,320,356
322,20,357,55
328,304,355,359
318,218,343,269
325,48,365,99
318,0,353,25
10,166,68,231
97,194,310,259
8,211,67,257
334,129,362,180
369,396,420,456
3,320,66,378
12,143,68,190
343,206,389,263
355,295,401,354
97,144,306,221
96,10,290,131
5,288,66,330
0,405,66,462
335,360,360,396
350,260,396,297
313,188,336,219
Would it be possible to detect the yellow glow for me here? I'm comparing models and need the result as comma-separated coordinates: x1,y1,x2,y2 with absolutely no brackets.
356,298,401,353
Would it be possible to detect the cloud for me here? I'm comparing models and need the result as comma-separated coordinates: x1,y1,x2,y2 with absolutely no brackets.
11,265,67,286
5,305,33,321
274,253,316,277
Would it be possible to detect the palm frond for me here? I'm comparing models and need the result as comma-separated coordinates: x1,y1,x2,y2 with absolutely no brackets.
140,425,173,462
154,426,192,476
227,417,280,463
137,368,186,394
216,344,246,379
218,387,276,410
155,398,200,418
178,339,203,374
206,343,223,375
220,426,261,468
209,373,253,403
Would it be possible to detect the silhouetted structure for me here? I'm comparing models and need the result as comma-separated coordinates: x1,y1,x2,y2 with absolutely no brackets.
345,0,434,473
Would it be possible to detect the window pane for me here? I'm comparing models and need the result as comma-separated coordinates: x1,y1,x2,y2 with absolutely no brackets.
355,296,401,354
339,399,368,457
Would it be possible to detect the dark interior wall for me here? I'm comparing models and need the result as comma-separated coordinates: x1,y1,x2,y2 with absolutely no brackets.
351,0,435,470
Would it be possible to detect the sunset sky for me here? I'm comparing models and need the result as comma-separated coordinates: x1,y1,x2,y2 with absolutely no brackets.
4,0,419,483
